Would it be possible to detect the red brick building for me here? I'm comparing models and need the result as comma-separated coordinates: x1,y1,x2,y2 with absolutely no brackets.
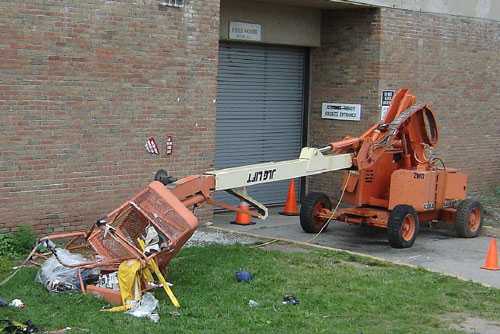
0,0,498,233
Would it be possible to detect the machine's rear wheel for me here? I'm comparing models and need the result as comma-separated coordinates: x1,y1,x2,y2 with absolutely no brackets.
300,192,332,233
387,205,419,248
455,199,482,238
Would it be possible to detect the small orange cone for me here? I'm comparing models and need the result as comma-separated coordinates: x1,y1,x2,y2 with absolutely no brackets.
481,238,500,271
279,179,299,216
231,201,255,226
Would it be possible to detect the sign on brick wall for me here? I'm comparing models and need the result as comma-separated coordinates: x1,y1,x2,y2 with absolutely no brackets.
229,22,262,42
321,103,361,121
380,90,395,120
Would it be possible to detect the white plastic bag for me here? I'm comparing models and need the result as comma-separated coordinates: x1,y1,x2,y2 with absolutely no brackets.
126,292,160,322
142,224,160,255
36,248,98,292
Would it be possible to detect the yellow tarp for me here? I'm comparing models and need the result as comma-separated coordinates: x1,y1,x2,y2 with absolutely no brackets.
118,259,142,305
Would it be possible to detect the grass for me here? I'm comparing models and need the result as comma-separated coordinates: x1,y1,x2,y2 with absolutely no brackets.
1,245,500,333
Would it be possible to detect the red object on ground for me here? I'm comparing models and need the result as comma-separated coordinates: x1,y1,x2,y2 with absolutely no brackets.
481,239,500,271
231,201,255,225
86,285,123,305
280,179,299,216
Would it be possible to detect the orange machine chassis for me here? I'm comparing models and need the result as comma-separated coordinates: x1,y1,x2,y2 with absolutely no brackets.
300,89,481,248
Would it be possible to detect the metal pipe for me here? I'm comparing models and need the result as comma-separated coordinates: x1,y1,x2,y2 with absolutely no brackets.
318,145,332,153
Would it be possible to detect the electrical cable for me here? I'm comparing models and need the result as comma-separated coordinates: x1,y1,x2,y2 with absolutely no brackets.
0,268,21,287
306,171,351,243
251,239,279,248
431,157,446,170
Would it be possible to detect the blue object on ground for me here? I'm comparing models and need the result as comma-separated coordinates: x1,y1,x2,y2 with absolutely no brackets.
235,270,253,282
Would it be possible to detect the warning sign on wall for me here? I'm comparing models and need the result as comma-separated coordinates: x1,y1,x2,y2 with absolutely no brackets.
321,103,361,121
380,90,395,121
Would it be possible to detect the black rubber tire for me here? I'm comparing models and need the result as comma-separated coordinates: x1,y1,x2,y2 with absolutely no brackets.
455,199,482,238
300,192,332,233
154,169,175,186
387,205,420,249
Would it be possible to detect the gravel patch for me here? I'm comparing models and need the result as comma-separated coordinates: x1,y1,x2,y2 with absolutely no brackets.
185,228,256,247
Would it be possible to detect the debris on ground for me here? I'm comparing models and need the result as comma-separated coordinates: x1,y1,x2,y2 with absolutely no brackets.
26,182,192,314
0,298,7,307
125,293,160,323
282,295,300,305
36,249,99,293
0,320,39,333
235,270,253,282
169,310,181,318
8,299,25,309
248,299,259,308
96,272,119,291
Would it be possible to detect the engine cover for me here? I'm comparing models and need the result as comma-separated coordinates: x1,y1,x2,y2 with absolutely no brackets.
389,169,438,211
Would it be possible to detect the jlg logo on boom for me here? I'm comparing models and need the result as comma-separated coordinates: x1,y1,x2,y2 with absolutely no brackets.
247,169,277,184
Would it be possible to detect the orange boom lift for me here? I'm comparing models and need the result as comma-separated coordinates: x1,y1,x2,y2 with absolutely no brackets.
27,88,481,307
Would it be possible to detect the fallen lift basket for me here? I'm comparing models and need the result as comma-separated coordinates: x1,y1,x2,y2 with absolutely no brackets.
27,181,199,304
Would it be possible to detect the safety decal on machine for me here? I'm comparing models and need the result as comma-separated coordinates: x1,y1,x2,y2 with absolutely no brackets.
423,202,435,210
145,137,160,155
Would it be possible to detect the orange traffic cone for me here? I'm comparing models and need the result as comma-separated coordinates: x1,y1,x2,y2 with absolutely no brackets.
231,201,255,226
481,238,500,271
279,179,299,216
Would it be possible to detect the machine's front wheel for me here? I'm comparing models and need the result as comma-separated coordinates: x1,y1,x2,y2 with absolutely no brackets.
387,205,419,248
455,199,482,238
300,192,332,233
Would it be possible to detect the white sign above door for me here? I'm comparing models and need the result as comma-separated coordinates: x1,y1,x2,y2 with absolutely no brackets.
229,22,262,42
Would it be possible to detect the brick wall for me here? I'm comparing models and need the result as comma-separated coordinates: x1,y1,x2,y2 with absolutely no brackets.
309,7,499,200
309,8,382,199
378,8,500,193
0,0,220,233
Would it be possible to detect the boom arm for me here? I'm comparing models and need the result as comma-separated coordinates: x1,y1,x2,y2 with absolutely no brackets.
206,148,352,191
162,148,352,220
205,148,352,218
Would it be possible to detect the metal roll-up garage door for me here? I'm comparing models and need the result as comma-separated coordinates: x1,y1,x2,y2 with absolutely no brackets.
215,42,306,205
